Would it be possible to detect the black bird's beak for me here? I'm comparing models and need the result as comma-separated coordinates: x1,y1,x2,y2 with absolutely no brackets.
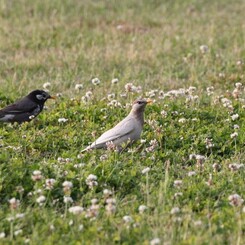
49,95,56,100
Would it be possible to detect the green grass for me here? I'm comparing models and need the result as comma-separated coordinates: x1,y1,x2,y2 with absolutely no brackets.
0,0,244,244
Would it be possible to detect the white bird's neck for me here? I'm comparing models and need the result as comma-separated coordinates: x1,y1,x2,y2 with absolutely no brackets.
130,110,144,126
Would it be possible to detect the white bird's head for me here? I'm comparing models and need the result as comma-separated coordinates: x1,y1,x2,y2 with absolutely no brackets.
131,99,152,114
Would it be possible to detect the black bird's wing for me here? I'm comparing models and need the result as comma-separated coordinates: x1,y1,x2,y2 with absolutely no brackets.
0,97,39,122
0,97,37,115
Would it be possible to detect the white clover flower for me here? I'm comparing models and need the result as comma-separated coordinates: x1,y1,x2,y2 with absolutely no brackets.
174,180,183,188
86,174,98,189
193,95,199,100
45,178,56,190
91,198,98,205
188,171,196,177
0,232,5,239
116,24,124,30
193,220,202,226
6,216,15,222
63,196,73,204
125,83,133,92
195,155,206,166
235,82,243,89
16,213,25,219
120,93,127,98
228,163,244,171
105,203,116,215
161,110,167,118
63,181,73,195
159,90,165,97
86,91,93,98
34,189,42,195
33,170,41,175
43,82,51,90
218,72,225,78
206,86,214,96
140,139,146,144
78,224,84,231
189,154,196,160
205,138,214,149
50,224,55,231
124,83,140,93
91,77,101,85
145,139,158,153
14,229,23,236
212,163,221,172
105,198,116,215
36,195,46,205
57,157,64,163
228,194,244,207
138,205,148,214
236,60,243,66
230,132,238,139
188,86,197,93
232,88,242,99
75,84,83,90
106,198,116,205
231,114,239,121
174,192,183,198
142,167,150,174
81,95,89,104
32,170,42,181
221,98,232,107
123,215,133,223
234,124,240,130
103,189,113,197
68,206,84,215
107,93,115,101
85,202,100,218
86,174,97,181
62,181,73,188
150,238,161,245
111,78,119,84
104,141,117,151
9,198,20,210
200,45,209,54
146,89,157,98
58,118,68,123
178,118,186,123
69,220,74,226
107,100,122,108
100,154,108,161
170,207,180,214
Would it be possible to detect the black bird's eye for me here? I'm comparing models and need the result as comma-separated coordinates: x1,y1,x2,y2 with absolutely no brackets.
36,93,47,100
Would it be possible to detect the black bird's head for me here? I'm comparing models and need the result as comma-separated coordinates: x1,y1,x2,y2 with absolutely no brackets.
27,90,55,104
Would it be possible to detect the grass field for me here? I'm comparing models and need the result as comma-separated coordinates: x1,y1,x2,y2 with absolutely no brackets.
0,0,244,244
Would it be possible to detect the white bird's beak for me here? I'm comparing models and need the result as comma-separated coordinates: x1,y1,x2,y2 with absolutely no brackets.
146,99,153,104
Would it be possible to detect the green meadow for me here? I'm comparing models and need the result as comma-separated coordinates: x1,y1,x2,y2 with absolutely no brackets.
0,0,244,244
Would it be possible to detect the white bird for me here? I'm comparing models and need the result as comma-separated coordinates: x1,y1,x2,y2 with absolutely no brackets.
81,99,151,152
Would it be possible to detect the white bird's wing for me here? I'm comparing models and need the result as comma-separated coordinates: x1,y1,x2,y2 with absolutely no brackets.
89,116,136,149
